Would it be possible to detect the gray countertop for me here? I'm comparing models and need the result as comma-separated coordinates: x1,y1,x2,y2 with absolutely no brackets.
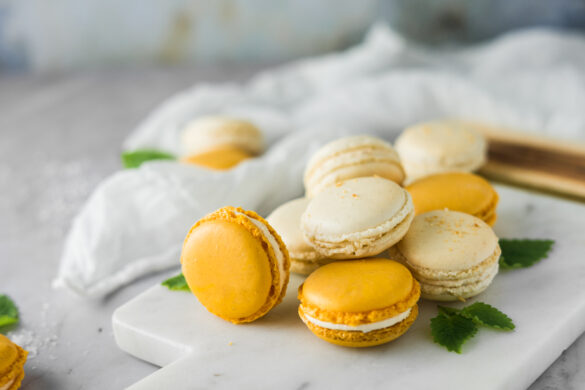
1,68,584,390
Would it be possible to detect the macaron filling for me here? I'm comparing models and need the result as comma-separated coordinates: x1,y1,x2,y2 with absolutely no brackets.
303,308,412,333
413,249,500,299
0,378,14,390
403,244,501,281
236,211,286,294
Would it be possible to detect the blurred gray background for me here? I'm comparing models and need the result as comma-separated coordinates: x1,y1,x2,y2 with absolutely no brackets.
1,0,585,72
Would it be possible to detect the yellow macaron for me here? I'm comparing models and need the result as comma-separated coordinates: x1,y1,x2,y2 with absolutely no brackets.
0,334,27,390
406,172,499,226
298,259,420,347
180,116,263,170
181,146,253,170
181,206,290,324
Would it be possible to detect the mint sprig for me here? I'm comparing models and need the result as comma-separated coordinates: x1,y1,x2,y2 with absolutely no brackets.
437,305,460,317
460,302,515,330
431,302,514,353
499,239,554,269
122,149,175,169
162,273,190,292
431,313,478,353
0,295,19,332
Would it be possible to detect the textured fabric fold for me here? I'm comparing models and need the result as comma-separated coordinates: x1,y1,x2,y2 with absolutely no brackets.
55,24,585,297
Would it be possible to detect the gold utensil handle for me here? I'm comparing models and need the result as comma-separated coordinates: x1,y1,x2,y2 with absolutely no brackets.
478,128,585,201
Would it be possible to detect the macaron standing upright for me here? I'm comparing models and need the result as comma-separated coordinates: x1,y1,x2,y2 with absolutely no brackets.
267,198,331,275
406,172,499,226
0,334,27,390
180,116,264,170
298,259,420,347
181,206,290,324
395,120,487,182
304,135,405,197
393,210,501,301
301,177,414,259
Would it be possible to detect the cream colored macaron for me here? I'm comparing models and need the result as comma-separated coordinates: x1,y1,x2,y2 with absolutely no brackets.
181,116,264,157
267,198,332,275
395,120,487,182
301,177,414,259
393,209,500,301
303,135,405,197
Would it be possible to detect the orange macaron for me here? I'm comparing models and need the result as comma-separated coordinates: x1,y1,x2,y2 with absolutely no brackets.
406,172,499,225
181,206,290,324
298,258,420,347
0,334,27,390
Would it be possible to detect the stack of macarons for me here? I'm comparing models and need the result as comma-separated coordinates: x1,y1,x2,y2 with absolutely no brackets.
179,119,502,348
269,135,412,274
268,177,414,274
180,116,264,170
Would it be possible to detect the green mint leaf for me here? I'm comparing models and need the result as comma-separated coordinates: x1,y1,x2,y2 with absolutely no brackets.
460,302,515,330
122,149,175,169
162,273,190,292
499,239,554,269
430,313,478,353
0,295,19,330
437,306,460,317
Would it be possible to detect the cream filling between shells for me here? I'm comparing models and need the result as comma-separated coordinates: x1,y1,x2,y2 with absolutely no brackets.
237,212,286,294
304,308,412,333
0,378,15,390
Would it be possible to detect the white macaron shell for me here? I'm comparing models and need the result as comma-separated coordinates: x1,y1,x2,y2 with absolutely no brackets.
398,210,498,272
302,177,410,240
395,120,486,181
267,198,322,261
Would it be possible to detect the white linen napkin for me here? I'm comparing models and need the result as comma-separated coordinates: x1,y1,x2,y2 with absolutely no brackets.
54,24,585,298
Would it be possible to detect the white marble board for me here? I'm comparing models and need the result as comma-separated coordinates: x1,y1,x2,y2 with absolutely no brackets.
113,185,585,390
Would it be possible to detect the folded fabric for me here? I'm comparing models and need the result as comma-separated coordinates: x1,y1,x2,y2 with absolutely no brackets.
54,24,585,298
